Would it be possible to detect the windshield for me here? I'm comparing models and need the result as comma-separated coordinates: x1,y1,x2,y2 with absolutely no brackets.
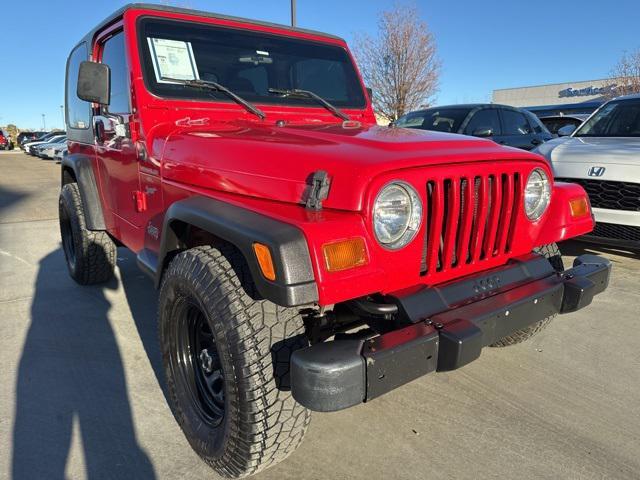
395,108,471,133
575,99,640,137
138,18,366,109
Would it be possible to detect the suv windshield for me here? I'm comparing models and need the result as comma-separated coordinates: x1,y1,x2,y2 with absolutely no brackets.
395,108,471,133
575,99,640,137
139,18,366,109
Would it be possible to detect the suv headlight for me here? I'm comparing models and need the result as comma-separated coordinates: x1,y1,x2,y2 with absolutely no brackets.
524,168,551,221
373,181,422,249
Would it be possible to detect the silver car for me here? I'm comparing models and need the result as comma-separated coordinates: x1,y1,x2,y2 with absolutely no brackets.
535,94,640,248
53,146,68,163
39,138,67,159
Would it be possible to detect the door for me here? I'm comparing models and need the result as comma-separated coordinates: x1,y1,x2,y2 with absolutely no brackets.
497,108,539,150
94,29,142,231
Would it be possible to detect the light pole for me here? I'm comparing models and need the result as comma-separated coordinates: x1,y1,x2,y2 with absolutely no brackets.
60,105,64,128
291,0,296,27
42,114,46,131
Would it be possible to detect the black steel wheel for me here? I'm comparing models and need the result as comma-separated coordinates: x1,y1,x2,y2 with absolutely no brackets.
172,299,225,427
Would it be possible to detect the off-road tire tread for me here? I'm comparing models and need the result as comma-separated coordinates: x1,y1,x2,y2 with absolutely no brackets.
59,183,116,284
159,245,310,478
489,243,564,347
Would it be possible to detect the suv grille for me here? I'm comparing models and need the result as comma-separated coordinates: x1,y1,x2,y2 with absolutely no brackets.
590,222,640,242
421,173,522,274
555,178,640,212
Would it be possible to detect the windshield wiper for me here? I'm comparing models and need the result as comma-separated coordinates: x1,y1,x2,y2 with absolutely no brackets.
162,77,266,120
268,88,350,121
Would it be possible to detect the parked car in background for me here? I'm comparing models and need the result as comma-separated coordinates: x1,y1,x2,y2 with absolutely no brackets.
535,94,640,248
30,134,66,157
54,146,68,163
18,131,47,148
539,114,589,136
24,131,65,155
0,130,14,150
38,137,67,159
394,104,553,150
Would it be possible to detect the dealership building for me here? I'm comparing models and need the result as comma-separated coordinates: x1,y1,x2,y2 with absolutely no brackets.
492,78,622,116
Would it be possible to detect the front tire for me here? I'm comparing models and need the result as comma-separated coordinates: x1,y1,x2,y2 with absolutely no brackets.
159,245,310,478
58,183,116,284
489,243,564,347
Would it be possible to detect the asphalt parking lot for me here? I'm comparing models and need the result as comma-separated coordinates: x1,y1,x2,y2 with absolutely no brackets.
1,149,640,480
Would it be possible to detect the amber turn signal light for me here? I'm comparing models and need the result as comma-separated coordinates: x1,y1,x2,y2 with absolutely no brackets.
253,243,276,281
569,197,590,218
323,238,368,272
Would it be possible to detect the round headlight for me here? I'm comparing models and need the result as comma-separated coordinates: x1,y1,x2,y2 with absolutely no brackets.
373,182,422,249
524,168,551,221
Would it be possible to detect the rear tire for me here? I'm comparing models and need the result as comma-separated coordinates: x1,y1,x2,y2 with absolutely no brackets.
159,245,310,478
489,243,564,347
58,183,116,284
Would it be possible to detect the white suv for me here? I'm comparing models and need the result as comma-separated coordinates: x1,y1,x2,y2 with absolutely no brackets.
535,94,640,248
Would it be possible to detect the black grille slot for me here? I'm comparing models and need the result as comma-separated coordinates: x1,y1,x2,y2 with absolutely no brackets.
555,178,640,212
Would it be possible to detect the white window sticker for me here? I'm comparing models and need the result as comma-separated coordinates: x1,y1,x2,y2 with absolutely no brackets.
147,37,200,83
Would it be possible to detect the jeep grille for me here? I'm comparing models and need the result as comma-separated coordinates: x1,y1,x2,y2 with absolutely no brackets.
420,172,522,274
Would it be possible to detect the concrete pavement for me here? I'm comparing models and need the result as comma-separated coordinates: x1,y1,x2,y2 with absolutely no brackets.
1,150,640,480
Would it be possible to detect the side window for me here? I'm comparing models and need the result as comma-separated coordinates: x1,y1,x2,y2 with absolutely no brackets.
66,43,91,129
465,109,501,135
100,31,130,114
502,110,532,135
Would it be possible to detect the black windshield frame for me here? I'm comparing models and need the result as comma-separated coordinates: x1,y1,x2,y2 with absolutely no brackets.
137,17,367,109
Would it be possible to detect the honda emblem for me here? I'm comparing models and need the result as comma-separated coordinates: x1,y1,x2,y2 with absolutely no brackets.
588,166,606,177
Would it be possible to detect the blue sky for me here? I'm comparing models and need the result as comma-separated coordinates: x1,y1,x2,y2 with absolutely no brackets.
1,0,638,130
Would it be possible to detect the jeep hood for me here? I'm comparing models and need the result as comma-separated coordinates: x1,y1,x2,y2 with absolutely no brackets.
160,122,541,211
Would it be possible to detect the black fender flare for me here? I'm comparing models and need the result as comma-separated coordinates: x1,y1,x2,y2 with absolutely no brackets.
61,153,106,230
151,196,319,307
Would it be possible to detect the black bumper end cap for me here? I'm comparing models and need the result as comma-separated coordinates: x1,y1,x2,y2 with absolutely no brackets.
560,254,611,313
561,276,595,313
290,339,365,412
436,319,483,372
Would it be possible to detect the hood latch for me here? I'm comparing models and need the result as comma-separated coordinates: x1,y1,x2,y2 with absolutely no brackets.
305,170,331,210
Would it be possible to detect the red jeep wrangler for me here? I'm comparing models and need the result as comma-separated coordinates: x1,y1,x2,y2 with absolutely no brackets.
60,4,610,477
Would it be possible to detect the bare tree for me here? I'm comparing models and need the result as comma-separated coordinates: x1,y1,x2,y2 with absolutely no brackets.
607,48,640,97
354,2,440,122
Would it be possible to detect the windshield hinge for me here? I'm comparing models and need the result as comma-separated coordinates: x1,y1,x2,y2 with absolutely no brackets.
305,170,331,210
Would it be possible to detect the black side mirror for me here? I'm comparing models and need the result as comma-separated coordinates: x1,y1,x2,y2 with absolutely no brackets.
366,87,373,101
77,61,110,105
472,127,493,137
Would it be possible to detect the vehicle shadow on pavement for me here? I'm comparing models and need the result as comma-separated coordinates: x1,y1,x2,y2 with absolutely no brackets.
117,248,166,395
559,239,640,261
12,249,156,480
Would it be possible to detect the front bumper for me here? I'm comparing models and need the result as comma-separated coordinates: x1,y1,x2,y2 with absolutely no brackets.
291,253,611,412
